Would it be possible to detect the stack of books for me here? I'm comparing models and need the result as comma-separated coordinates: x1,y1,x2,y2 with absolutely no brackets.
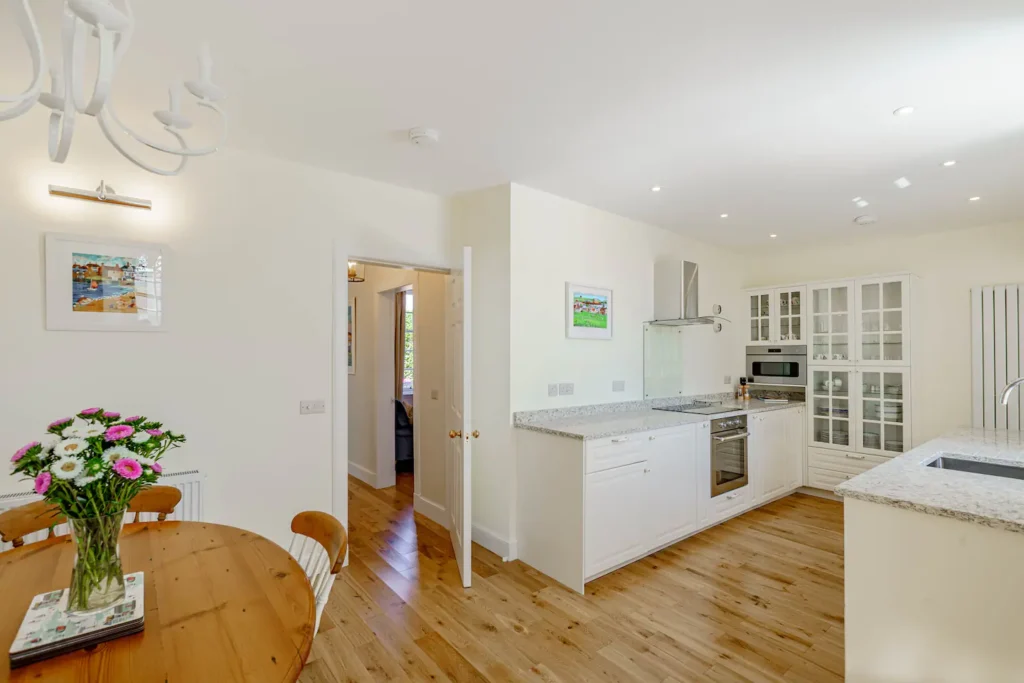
8,572,144,668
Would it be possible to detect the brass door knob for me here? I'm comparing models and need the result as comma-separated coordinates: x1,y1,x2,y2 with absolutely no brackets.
471,430,480,439
449,430,462,439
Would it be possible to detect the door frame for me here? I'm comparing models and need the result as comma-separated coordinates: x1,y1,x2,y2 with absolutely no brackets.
330,245,452,564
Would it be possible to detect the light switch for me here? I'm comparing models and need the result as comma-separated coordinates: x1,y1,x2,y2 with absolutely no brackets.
430,389,439,400
547,384,558,397
300,399,326,415
724,375,732,385
558,383,574,396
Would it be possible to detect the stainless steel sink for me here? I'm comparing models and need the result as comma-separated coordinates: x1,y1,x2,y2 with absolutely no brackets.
926,455,1024,480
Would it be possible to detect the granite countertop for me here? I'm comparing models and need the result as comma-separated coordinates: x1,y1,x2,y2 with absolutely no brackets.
836,427,1024,534
514,399,804,440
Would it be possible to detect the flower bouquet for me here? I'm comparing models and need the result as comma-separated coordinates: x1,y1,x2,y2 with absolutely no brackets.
10,409,185,614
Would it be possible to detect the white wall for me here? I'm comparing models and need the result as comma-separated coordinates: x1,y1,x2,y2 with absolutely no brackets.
509,184,746,413
346,264,447,514
450,185,516,556
744,221,1024,445
0,115,450,549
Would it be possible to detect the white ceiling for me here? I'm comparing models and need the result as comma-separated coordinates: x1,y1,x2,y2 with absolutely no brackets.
3,0,1024,247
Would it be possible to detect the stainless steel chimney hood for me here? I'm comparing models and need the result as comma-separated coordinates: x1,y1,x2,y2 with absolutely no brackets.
648,260,730,328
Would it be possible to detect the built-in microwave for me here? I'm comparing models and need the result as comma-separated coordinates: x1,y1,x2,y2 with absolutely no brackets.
746,345,806,386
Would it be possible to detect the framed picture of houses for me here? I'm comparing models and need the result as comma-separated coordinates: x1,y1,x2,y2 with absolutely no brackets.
566,283,612,340
44,233,167,332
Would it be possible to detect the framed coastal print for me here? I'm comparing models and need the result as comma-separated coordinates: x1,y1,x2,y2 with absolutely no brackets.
347,297,357,374
566,283,612,340
45,233,167,332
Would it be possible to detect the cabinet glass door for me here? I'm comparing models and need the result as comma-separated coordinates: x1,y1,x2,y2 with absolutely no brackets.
810,368,852,451
776,288,803,343
860,368,908,454
749,292,772,343
810,283,852,364
858,277,909,364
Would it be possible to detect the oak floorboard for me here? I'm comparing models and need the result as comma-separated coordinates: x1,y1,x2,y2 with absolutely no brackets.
298,475,846,683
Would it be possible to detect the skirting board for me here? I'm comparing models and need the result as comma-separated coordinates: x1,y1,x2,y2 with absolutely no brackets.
797,486,842,502
472,523,516,562
348,462,376,487
413,494,448,529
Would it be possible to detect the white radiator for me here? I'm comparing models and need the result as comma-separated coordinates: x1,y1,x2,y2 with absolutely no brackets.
0,469,205,552
972,285,1024,430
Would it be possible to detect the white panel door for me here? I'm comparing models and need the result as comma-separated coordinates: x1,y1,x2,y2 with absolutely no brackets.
585,461,649,577
785,406,806,489
754,412,789,503
447,246,472,588
647,427,698,546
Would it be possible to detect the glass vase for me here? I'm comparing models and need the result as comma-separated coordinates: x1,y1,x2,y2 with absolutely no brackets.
67,512,126,615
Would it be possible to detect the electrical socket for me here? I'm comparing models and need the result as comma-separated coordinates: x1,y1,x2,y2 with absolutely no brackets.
547,384,559,397
300,399,326,415
558,383,574,396
612,380,626,392
724,375,732,385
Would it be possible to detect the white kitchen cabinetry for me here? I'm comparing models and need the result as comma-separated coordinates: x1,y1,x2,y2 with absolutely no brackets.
517,406,805,594
747,287,807,345
752,407,805,505
810,365,912,458
809,281,855,364
856,276,911,365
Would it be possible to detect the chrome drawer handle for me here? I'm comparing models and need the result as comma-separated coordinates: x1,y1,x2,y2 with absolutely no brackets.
713,432,749,443
726,492,739,499
611,437,629,443
845,453,865,460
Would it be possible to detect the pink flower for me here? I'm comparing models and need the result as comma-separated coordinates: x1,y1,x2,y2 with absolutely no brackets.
123,416,141,423
151,462,163,474
12,442,40,463
102,411,120,419
48,418,72,429
113,458,143,480
34,472,51,495
104,425,134,442
79,408,102,416
146,429,163,437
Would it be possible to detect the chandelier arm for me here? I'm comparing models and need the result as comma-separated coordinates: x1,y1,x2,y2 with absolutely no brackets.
71,21,116,115
102,98,227,157
96,109,189,176
48,9,80,163
0,0,47,121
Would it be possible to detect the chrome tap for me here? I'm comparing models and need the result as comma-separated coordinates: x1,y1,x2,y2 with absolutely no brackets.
1000,377,1024,405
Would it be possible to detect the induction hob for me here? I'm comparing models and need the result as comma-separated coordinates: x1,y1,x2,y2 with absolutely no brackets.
654,402,736,416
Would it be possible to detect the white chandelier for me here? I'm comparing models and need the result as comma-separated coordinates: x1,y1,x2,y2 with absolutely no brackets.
1,0,227,176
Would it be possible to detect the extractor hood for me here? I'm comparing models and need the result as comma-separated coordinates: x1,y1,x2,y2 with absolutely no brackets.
648,260,730,328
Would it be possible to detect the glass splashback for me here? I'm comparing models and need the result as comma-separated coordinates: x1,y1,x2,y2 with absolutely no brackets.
644,323,684,399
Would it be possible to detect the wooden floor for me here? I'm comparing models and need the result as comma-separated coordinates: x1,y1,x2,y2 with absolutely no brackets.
298,475,844,682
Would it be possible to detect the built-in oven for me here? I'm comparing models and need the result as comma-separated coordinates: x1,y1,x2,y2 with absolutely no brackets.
746,345,807,386
710,415,748,497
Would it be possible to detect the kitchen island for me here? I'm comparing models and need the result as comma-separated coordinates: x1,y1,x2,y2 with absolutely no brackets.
836,427,1024,683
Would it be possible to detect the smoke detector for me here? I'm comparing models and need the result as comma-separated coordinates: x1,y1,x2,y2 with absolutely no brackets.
854,215,879,226
409,127,440,146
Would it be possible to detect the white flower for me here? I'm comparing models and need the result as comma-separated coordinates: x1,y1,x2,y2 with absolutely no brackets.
54,438,89,457
40,434,61,453
103,445,134,465
52,456,84,480
131,432,151,444
136,455,155,466
76,425,106,439
75,473,101,487
62,425,80,438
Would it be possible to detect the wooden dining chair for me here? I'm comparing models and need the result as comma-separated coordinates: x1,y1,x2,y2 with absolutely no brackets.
0,501,66,549
288,511,348,636
127,486,182,523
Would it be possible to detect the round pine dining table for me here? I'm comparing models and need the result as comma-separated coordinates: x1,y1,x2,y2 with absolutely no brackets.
0,521,315,683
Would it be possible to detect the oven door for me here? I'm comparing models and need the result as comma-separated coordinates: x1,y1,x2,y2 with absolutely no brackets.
711,428,749,497
747,354,805,386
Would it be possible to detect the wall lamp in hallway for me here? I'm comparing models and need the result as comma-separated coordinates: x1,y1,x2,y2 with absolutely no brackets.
348,261,366,282
48,180,152,210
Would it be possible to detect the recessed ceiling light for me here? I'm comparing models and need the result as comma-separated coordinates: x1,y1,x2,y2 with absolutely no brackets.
893,105,915,116
969,196,981,201
650,186,661,193
720,213,729,218
894,177,911,189
942,160,957,167
854,215,879,226
770,234,777,239
854,198,870,208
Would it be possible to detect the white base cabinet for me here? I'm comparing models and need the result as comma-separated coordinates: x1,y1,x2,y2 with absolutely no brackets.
517,406,805,594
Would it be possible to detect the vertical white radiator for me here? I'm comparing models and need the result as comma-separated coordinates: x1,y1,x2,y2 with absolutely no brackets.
972,285,1023,430
0,469,204,552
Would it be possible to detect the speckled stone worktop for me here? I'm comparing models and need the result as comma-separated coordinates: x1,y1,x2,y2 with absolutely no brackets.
513,399,804,440
836,428,1024,534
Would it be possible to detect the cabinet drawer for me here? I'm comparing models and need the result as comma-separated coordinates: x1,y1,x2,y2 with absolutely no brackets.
808,447,887,476
709,485,753,524
586,435,648,473
807,466,857,491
